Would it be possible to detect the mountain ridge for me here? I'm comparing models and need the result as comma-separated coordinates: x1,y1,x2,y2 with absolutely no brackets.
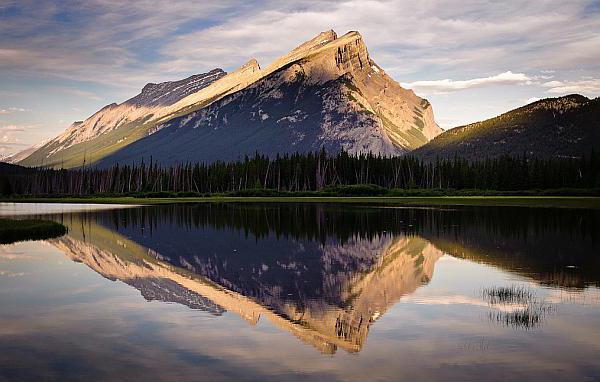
413,94,599,161
17,29,441,168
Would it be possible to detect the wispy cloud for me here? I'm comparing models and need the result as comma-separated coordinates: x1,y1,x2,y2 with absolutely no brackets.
542,78,600,94
0,0,238,88
0,270,28,278
0,107,27,115
402,71,532,94
0,124,40,155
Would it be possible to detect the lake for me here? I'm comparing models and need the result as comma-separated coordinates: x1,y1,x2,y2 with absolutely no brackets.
0,202,599,381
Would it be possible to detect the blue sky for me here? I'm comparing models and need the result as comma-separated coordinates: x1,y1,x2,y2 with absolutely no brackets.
1,0,600,155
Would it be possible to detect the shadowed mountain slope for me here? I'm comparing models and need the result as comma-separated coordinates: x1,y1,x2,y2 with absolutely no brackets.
413,95,600,161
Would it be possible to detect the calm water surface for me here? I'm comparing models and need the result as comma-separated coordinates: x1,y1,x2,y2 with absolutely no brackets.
0,202,599,381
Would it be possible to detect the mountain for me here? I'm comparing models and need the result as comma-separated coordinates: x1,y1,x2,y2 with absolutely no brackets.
2,139,49,164
19,69,227,168
413,95,600,161
18,30,441,168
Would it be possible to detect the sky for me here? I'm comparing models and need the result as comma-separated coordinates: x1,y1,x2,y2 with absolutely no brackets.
1,0,600,156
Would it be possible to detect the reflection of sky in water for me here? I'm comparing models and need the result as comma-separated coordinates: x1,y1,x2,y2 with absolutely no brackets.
0,204,599,381
0,202,137,216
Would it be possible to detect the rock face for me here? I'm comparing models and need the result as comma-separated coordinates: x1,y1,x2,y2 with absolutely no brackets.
414,94,600,161
20,30,441,168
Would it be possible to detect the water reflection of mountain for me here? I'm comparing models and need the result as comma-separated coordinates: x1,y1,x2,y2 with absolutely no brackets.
46,203,599,352
90,204,598,289
51,209,442,353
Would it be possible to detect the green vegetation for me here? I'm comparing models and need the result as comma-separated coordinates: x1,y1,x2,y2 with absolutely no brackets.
3,149,599,211
0,219,67,244
342,77,362,95
6,150,600,196
379,113,429,148
413,116,425,130
415,95,599,161
19,118,153,169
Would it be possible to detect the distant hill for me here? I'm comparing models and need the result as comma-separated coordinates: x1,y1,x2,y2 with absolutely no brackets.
413,95,600,161
2,139,49,164
17,30,441,168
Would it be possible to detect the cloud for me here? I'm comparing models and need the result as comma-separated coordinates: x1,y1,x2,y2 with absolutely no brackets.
1,132,25,146
0,0,238,88
0,124,29,132
2,0,600,88
542,78,600,94
156,0,600,81
401,71,533,94
0,107,27,115
526,97,541,103
0,270,27,278
402,294,529,313
0,124,39,155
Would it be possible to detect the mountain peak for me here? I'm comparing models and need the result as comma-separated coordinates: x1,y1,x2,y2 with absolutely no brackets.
290,30,338,53
341,30,361,38
140,69,227,96
128,69,227,108
239,58,261,71
524,94,590,115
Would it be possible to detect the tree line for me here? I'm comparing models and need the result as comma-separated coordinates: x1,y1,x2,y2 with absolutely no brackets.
1,150,599,196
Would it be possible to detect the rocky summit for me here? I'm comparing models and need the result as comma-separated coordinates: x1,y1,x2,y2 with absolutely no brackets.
19,30,441,168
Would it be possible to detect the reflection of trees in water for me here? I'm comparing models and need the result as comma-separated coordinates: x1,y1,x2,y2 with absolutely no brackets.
83,203,599,289
85,203,598,242
417,208,599,290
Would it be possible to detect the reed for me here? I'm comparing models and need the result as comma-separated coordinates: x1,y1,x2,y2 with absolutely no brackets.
482,285,534,305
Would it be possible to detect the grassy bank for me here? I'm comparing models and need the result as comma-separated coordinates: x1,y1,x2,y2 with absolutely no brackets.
1,196,599,209
0,219,68,244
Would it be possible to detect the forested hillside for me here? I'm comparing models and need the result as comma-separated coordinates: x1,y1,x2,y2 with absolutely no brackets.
414,95,599,160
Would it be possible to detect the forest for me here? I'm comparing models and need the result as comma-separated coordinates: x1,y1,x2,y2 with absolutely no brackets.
1,150,599,197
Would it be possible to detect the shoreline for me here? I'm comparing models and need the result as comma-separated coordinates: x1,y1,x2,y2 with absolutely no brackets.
1,196,599,209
